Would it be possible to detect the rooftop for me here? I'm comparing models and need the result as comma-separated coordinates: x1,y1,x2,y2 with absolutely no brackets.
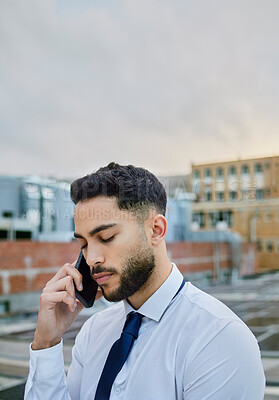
1,273,279,398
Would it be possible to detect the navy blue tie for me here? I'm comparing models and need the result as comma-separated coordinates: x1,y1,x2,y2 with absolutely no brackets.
94,311,143,400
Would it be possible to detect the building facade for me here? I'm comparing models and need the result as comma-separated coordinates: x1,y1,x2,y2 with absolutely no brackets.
191,156,279,272
0,175,74,241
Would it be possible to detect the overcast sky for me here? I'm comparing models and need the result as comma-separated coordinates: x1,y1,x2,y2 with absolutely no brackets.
1,1,279,179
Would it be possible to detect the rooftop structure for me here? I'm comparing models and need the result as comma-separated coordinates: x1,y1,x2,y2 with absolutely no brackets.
0,175,74,241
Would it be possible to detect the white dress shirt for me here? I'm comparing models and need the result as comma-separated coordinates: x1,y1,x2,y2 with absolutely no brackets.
24,264,265,400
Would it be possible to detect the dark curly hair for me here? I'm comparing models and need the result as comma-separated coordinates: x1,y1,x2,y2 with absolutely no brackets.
70,162,167,218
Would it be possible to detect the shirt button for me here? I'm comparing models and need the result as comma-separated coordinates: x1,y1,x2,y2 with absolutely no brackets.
114,387,121,395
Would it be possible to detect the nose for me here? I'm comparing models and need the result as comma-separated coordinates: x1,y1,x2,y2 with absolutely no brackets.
85,245,105,269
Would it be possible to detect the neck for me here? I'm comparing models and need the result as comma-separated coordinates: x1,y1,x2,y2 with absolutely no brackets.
127,256,173,310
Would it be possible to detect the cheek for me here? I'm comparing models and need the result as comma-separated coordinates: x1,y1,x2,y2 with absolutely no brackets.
105,243,125,265
107,229,141,263
106,244,130,268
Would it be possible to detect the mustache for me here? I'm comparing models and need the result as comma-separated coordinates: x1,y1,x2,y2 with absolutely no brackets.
91,265,118,275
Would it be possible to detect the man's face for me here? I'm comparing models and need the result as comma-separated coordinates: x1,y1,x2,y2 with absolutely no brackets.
74,196,156,302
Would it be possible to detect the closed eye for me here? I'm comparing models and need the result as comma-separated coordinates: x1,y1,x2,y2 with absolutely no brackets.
100,235,115,243
80,235,115,249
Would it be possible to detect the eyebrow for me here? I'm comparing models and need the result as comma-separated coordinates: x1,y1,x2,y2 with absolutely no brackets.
73,223,118,240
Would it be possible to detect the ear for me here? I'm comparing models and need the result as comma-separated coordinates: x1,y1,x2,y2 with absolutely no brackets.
150,214,168,246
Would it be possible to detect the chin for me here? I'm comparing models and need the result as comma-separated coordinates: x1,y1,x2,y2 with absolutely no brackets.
101,285,120,302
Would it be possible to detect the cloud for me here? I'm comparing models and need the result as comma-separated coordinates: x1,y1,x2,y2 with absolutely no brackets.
0,0,279,178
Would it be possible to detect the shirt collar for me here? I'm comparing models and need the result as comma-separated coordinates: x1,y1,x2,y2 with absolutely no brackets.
123,263,184,322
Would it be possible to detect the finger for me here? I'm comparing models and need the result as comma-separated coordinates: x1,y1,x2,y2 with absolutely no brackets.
70,258,79,268
40,291,77,312
45,263,72,286
43,275,76,300
46,263,83,291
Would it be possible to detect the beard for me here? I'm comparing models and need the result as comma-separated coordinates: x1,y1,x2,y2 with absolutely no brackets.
92,240,156,302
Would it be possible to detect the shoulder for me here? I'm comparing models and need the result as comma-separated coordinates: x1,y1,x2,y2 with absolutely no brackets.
174,282,256,352
176,282,261,363
181,281,243,323
176,284,265,397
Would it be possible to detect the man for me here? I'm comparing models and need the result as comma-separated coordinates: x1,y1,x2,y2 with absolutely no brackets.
25,162,265,399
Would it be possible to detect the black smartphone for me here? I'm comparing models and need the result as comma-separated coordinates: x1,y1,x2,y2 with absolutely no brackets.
74,250,99,308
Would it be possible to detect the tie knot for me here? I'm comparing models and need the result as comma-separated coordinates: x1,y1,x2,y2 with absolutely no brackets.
123,312,143,339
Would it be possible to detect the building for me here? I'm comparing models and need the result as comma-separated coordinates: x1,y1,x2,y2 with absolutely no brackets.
191,155,279,272
163,179,242,283
0,175,74,241
158,175,191,199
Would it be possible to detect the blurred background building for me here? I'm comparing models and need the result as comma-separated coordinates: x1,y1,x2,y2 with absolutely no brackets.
0,175,74,242
191,155,279,273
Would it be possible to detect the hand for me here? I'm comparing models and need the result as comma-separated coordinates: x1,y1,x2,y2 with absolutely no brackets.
95,287,104,302
32,260,85,350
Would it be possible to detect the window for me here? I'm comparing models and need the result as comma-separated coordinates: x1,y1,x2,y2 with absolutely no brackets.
216,192,224,201
205,169,211,178
2,211,13,218
216,167,224,178
241,165,249,174
0,301,10,314
193,181,200,195
256,241,262,252
209,211,232,227
266,242,274,253
228,166,236,176
229,191,237,201
226,211,234,227
15,230,32,239
0,230,8,239
256,189,264,200
254,163,262,173
192,213,198,223
205,192,212,201
209,212,216,227
200,213,205,228
193,170,200,179
192,212,205,227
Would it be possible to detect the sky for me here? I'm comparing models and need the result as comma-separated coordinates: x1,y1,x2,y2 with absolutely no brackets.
1,0,279,179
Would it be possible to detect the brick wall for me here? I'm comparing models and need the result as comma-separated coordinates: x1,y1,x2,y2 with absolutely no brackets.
0,241,80,295
167,242,231,277
0,241,257,295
